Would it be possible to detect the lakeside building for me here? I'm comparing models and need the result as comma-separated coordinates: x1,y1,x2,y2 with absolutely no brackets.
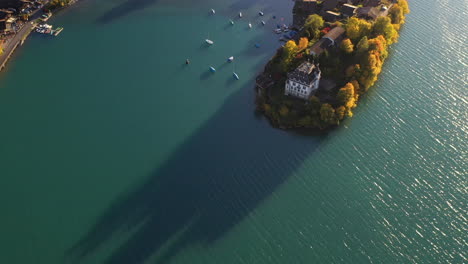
323,10,341,22
356,4,391,20
285,61,321,100
0,9,15,33
309,26,345,56
341,4,358,17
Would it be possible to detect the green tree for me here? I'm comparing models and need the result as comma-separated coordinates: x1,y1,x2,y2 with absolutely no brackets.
356,36,369,54
298,116,313,127
304,14,324,39
340,38,354,54
280,40,298,72
279,105,290,117
320,104,336,125
373,16,398,44
345,17,372,43
307,96,321,114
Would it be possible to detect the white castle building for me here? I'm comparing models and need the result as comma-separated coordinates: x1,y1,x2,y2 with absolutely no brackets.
284,62,321,100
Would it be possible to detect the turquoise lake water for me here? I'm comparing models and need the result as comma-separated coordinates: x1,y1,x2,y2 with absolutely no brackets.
0,0,466,263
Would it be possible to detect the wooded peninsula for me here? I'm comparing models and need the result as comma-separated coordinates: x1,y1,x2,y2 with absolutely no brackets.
255,0,410,130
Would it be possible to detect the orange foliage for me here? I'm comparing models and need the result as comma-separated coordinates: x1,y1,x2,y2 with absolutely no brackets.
297,37,309,51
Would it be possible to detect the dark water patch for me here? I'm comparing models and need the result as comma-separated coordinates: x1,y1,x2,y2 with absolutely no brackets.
67,78,325,264
96,0,160,24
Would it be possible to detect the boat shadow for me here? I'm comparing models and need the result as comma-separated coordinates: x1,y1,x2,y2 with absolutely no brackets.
199,70,213,80
66,77,326,264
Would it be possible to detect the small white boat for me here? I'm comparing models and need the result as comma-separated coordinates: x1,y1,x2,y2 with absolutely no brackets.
227,56,234,62
206,39,214,45
248,22,252,28
239,12,242,18
211,9,215,14
261,21,266,25
259,11,264,16
210,66,216,72
230,20,234,25
233,72,239,80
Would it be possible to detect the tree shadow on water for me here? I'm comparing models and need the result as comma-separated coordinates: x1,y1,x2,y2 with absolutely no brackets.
96,0,160,24
68,76,326,263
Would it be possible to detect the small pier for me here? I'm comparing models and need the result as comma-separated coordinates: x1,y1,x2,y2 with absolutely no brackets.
35,24,64,37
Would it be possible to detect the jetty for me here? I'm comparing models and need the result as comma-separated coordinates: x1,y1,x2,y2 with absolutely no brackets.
0,3,52,72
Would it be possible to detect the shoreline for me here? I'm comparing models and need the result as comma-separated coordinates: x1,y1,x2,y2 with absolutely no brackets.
0,0,77,73
255,0,410,131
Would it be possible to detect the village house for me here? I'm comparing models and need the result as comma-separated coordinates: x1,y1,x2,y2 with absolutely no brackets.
285,61,321,100
323,10,341,22
0,9,15,33
308,26,345,56
341,4,358,17
356,4,391,20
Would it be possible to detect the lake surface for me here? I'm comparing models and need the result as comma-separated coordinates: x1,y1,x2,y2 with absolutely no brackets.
0,0,466,263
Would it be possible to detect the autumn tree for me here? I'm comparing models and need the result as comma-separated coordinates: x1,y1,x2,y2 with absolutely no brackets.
337,83,356,108
356,36,388,91
350,80,360,98
345,64,359,79
340,38,354,54
388,4,404,25
368,35,388,60
398,0,410,15
345,17,372,43
297,37,309,51
336,106,346,121
373,16,398,44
